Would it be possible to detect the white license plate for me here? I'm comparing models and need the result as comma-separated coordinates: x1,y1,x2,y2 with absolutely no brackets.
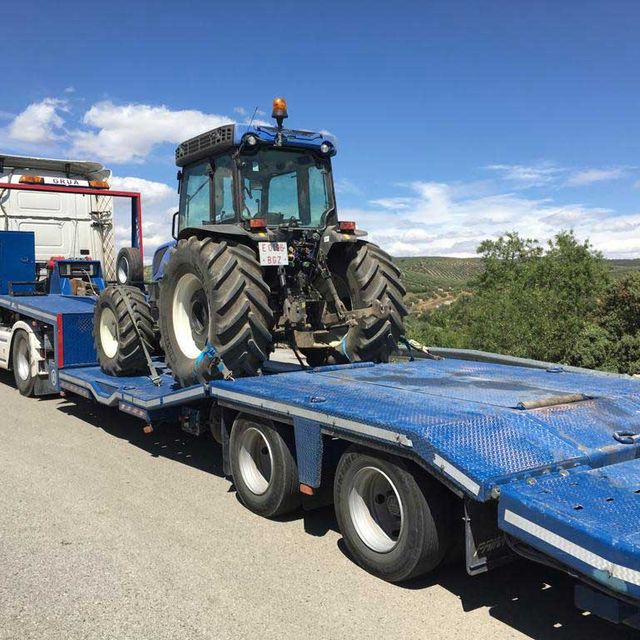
258,242,289,266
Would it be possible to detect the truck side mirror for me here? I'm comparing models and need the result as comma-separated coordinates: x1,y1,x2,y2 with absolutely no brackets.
172,211,179,240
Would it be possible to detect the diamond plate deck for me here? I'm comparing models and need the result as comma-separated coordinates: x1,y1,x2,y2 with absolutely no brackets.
499,458,640,600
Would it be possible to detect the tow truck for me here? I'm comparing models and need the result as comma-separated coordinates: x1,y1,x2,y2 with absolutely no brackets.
1,150,640,631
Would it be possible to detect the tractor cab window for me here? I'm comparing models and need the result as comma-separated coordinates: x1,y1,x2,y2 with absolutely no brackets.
239,149,333,228
180,161,211,229
213,155,235,223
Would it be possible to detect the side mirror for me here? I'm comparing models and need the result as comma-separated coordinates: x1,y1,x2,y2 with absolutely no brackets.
172,211,179,240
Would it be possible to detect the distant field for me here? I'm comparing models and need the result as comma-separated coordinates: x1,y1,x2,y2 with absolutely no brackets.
396,256,640,311
145,254,640,313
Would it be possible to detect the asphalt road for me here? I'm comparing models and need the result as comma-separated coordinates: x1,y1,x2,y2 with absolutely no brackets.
0,370,637,640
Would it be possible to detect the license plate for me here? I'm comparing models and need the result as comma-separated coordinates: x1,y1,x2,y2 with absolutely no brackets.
258,242,289,266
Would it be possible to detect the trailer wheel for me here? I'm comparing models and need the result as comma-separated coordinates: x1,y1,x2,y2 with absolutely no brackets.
94,286,155,376
334,446,451,582
116,247,144,285
230,416,300,518
12,330,36,397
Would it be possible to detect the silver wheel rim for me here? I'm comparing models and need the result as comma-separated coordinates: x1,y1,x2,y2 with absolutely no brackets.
237,427,273,495
348,466,404,553
15,338,30,381
99,307,119,359
117,258,129,284
172,272,208,360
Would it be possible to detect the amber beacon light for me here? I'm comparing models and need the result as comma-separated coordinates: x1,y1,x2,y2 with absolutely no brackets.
271,97,288,119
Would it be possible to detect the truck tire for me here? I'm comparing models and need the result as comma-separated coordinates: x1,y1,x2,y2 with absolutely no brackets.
12,330,36,396
158,237,273,386
341,243,407,363
94,286,155,376
229,416,301,518
334,446,451,582
116,247,144,285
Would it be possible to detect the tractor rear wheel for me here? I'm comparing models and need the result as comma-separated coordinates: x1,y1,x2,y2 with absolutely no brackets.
340,243,407,363
158,237,273,386
94,285,156,376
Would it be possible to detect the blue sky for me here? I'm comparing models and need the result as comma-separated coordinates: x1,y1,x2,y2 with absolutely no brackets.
1,0,639,257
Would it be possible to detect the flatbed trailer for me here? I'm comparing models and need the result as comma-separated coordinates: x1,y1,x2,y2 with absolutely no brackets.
3,291,640,630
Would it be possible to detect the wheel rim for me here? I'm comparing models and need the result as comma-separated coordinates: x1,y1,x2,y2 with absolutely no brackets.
117,257,129,284
348,466,404,553
237,427,273,495
172,272,209,360
99,307,119,359
15,338,30,381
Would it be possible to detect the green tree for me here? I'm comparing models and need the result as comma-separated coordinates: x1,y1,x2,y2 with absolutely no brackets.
409,231,611,365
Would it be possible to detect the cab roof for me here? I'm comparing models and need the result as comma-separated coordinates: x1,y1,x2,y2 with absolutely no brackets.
0,154,111,180
175,123,337,167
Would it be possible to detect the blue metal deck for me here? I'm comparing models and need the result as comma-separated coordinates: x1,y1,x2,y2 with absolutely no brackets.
210,359,640,499
499,458,640,600
56,355,640,605
0,293,96,323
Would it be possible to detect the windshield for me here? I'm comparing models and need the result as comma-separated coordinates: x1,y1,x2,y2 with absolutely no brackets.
238,148,333,227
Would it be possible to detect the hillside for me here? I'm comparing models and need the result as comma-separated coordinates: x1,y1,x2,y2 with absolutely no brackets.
396,256,640,311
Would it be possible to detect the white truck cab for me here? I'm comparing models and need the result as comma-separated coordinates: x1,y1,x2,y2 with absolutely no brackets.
0,154,119,386
0,154,116,280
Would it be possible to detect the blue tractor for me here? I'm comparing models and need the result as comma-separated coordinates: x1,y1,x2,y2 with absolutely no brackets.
96,99,407,386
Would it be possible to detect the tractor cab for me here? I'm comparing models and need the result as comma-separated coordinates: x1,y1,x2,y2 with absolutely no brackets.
174,99,339,239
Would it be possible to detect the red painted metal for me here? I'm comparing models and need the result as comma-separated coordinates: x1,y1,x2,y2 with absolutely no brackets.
134,194,143,260
56,313,64,368
0,182,145,260
0,181,140,199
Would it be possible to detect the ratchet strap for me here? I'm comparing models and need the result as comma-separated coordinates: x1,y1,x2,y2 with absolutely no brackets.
118,286,161,386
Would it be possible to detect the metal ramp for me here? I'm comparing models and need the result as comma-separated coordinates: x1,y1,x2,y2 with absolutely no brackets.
499,458,640,602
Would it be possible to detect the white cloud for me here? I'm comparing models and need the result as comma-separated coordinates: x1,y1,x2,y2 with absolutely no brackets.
7,98,68,144
110,176,177,261
485,163,562,187
566,167,628,186
233,106,247,115
70,101,234,163
334,178,363,196
110,176,175,203
343,180,640,258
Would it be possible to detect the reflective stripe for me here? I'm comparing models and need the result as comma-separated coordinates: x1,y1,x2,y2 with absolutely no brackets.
212,388,413,447
433,453,480,495
504,509,640,587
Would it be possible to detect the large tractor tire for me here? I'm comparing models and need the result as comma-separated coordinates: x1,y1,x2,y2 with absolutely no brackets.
158,237,273,386
339,243,407,363
94,285,156,376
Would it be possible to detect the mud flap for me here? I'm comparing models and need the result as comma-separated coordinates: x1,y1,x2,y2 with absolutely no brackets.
464,499,514,575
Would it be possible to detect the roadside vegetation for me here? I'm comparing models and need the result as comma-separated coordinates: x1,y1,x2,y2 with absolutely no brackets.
404,232,640,374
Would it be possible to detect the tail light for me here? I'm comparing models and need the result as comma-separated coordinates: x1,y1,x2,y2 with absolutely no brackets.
339,221,356,232
250,218,267,229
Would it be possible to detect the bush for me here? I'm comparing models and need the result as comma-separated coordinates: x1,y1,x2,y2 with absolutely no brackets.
408,231,613,367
